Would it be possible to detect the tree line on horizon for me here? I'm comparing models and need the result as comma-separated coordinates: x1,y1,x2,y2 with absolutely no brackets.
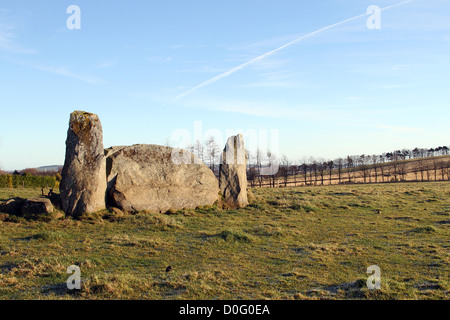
0,167,62,189
182,138,450,187
248,146,450,187
1,140,449,189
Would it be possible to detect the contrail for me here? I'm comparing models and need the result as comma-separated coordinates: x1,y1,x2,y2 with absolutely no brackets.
170,0,414,103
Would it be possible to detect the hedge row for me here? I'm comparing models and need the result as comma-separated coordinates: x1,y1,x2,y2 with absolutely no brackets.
0,174,57,189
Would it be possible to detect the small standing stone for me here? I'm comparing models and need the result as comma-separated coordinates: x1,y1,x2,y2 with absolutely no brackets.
219,134,249,209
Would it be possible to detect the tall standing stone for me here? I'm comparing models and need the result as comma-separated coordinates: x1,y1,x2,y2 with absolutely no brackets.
219,134,249,209
60,111,106,216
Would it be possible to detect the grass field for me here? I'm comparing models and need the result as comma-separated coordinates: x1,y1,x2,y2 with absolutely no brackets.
0,182,449,300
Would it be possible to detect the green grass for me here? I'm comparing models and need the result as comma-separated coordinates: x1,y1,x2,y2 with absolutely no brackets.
0,182,449,300
0,188,44,201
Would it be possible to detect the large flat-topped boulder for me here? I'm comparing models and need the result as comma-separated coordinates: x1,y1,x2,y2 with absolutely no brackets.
21,198,53,215
219,134,249,209
60,111,107,216
105,144,219,213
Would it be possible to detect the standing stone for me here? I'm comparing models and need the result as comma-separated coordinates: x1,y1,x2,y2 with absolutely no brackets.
105,144,219,213
219,134,249,209
60,111,106,216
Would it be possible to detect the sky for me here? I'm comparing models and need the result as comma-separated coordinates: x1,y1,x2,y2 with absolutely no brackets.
0,0,449,171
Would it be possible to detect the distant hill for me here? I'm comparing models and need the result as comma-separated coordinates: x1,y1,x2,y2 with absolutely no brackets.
36,165,63,172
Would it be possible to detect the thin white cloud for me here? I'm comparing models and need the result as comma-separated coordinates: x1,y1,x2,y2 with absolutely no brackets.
0,26,36,54
169,0,415,103
147,56,173,63
225,34,299,52
0,18,102,84
241,69,301,88
96,59,119,68
32,64,105,84
177,97,382,125
4,58,105,85
0,9,37,54
250,57,288,71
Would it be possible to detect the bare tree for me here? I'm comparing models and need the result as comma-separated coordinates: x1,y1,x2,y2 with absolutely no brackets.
291,161,299,187
311,160,318,186
419,148,427,158
346,156,354,184
194,139,205,163
417,159,426,181
426,161,432,181
299,158,309,186
402,148,412,160
318,161,326,186
371,155,379,183
256,148,263,187
359,155,370,183
327,160,334,185
379,160,386,183
438,160,447,181
247,167,257,187
365,157,373,183
205,136,219,174
432,158,439,181
335,158,344,184
398,162,408,181
391,150,403,181
267,150,276,188
308,156,315,185
446,159,450,181
412,161,420,181
280,155,290,187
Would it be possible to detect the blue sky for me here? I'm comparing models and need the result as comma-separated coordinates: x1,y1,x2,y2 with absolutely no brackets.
0,0,449,170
